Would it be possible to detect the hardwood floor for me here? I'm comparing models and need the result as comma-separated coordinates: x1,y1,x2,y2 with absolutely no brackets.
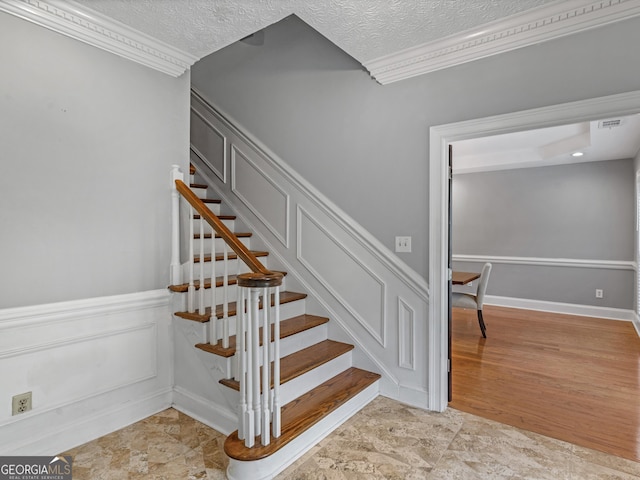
449,305,640,462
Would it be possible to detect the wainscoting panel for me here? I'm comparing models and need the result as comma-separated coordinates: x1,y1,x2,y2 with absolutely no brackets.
0,290,173,455
297,206,386,346
231,144,290,247
398,297,416,370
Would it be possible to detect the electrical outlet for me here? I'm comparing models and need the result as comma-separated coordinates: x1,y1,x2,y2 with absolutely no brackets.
395,236,412,253
595,289,603,299
12,392,32,415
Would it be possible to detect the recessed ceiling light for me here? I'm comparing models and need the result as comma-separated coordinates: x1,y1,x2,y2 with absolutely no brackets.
571,152,584,157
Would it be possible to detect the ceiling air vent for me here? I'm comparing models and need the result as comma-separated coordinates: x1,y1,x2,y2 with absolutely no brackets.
598,118,623,129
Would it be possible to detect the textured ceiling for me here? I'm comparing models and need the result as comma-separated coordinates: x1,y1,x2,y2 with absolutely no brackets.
76,0,557,62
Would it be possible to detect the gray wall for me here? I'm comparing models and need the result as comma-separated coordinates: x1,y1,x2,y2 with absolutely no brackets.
452,159,635,309
191,15,640,280
0,12,190,308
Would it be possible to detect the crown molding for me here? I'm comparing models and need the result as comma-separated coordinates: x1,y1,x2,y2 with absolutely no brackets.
364,0,640,84
0,0,198,77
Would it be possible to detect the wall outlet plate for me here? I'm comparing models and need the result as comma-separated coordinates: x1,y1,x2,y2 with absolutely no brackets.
12,392,32,415
395,236,412,253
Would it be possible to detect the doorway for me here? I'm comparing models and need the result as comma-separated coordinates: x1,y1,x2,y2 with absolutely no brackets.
427,90,640,412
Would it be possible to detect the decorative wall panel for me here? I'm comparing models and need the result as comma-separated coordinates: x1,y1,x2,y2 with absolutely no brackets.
398,297,415,370
190,108,227,183
297,206,386,346
231,145,290,247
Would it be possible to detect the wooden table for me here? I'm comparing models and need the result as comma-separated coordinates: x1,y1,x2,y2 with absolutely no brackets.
452,271,480,285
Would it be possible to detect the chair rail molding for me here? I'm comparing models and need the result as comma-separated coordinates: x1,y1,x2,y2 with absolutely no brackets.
453,254,635,271
0,0,198,77
365,0,640,84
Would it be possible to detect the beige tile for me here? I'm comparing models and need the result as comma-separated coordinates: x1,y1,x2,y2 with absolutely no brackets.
61,399,639,480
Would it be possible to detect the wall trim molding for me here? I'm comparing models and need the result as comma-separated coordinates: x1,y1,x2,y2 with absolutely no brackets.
486,294,635,322
0,0,198,77
365,0,640,84
0,289,170,327
633,312,640,336
453,254,635,271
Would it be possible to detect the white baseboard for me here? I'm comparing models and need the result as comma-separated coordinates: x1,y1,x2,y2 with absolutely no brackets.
486,295,635,322
172,386,237,436
633,313,640,337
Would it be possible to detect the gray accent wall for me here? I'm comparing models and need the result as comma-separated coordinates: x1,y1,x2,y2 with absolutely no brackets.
191,15,640,280
452,159,635,309
0,12,190,308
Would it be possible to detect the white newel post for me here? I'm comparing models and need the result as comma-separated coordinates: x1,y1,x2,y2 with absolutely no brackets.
170,165,184,286
237,272,283,448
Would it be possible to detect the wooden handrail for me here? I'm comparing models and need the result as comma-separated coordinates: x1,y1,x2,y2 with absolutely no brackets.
175,179,276,277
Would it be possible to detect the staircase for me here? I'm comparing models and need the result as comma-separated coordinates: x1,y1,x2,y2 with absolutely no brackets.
169,163,380,479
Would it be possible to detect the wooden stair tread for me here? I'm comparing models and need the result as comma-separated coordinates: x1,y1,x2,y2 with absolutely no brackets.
193,214,235,220
193,232,252,239
193,251,268,263
169,271,285,293
219,340,354,391
196,314,330,357
174,291,307,322
190,183,207,189
200,198,221,204
224,367,380,460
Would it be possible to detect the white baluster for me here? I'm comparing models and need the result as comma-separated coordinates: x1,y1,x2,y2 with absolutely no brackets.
170,165,183,286
198,216,205,316
237,287,246,440
252,288,262,438
272,286,281,438
261,286,270,446
222,243,229,348
243,287,257,447
209,225,217,345
187,206,195,313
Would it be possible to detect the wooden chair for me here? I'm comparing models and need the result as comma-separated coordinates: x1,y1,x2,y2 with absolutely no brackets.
452,263,492,338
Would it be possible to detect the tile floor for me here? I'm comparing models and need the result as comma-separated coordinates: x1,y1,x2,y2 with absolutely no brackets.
64,396,640,479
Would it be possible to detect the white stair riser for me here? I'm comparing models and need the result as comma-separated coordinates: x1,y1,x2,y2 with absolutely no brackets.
223,323,329,379
222,351,353,409
186,258,268,279
191,186,208,198
206,299,307,341
191,217,233,230
192,236,251,253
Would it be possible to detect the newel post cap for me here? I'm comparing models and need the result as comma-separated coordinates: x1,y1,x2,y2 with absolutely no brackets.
237,271,284,288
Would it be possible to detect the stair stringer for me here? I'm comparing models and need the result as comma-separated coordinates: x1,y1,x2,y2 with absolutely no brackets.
188,95,431,411
171,311,237,435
